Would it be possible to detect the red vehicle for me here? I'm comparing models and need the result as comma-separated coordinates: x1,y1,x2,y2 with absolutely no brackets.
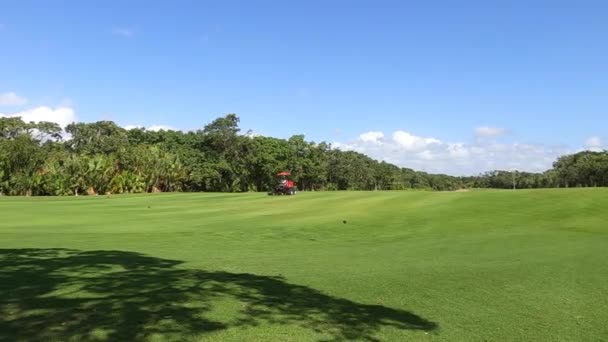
269,171,296,195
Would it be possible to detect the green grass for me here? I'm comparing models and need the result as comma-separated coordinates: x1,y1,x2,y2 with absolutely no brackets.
1,189,607,341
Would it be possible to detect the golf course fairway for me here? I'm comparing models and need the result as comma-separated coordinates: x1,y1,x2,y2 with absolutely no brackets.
1,189,607,341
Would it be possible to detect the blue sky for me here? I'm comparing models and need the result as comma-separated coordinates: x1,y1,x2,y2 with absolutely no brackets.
1,0,607,174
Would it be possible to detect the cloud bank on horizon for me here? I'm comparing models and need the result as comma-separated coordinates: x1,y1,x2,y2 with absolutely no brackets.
1,94,604,176
331,128,579,176
0,106,76,129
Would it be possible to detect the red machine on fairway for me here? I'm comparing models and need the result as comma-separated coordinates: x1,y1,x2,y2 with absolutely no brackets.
268,171,296,195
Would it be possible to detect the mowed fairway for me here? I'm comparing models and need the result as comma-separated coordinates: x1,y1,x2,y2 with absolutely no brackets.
1,189,608,341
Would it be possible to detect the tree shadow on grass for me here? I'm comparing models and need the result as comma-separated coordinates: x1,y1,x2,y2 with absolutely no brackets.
0,248,437,341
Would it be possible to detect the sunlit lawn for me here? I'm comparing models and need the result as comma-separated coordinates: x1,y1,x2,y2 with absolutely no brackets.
1,189,607,341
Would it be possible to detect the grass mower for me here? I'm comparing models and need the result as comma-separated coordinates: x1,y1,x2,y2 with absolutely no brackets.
268,171,296,195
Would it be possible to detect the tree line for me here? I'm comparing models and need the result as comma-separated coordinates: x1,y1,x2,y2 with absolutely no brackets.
467,151,608,189
0,114,606,196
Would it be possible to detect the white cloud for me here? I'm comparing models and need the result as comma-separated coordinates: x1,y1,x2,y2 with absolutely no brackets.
359,131,384,144
475,126,507,138
333,128,571,175
243,130,262,138
586,136,601,147
0,106,76,128
417,150,435,160
331,142,354,150
448,143,470,158
111,27,134,38
0,92,28,106
392,130,441,151
123,124,175,131
585,136,603,152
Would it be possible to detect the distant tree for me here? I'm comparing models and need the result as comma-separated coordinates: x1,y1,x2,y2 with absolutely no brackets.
65,121,128,155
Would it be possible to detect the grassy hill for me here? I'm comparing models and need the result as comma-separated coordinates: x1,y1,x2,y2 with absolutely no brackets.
1,189,607,341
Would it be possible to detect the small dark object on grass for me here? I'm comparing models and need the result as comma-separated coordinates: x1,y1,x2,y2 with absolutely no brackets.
343,220,347,224
148,206,151,209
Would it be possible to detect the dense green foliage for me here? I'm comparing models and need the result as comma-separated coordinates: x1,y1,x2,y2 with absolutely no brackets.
1,190,607,340
0,114,606,196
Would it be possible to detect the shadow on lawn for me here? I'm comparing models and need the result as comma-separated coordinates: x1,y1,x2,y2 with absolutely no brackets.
0,248,437,342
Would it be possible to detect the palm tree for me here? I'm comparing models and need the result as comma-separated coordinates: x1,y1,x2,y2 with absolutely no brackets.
109,173,125,194
65,154,85,196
